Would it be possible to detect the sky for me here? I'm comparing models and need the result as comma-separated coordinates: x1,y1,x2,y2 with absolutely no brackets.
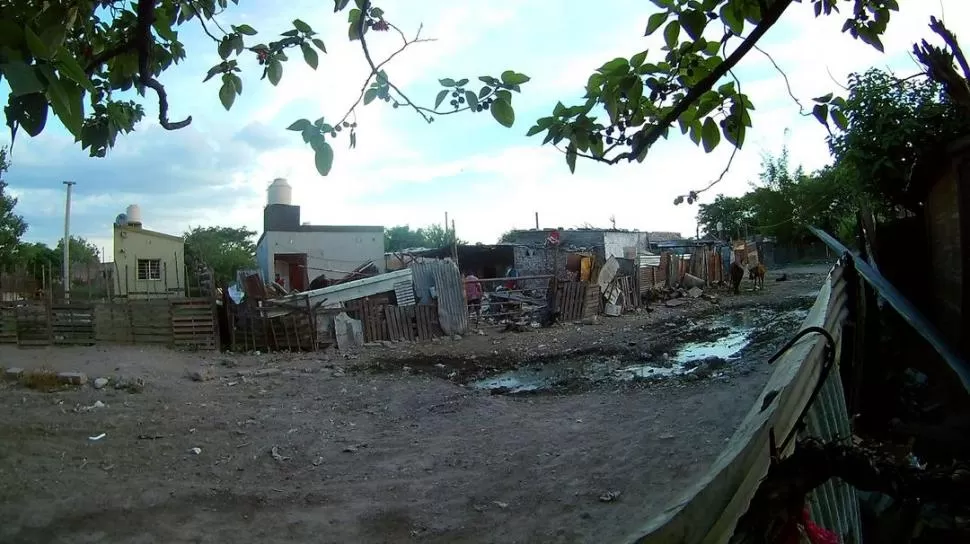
3,0,969,257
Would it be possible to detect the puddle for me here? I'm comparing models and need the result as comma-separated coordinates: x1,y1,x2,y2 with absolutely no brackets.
468,305,811,394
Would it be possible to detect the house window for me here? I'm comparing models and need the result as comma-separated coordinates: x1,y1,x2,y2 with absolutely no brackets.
137,259,162,280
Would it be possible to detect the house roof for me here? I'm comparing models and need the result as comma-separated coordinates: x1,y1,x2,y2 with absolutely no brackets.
115,225,183,243
257,224,384,247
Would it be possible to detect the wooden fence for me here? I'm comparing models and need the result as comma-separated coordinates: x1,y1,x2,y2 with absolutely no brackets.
347,300,445,342
0,298,217,350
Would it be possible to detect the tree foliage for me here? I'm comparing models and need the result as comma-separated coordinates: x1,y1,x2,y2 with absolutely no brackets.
827,68,970,216
56,235,101,264
384,225,428,252
0,147,27,270
384,224,463,251
183,225,256,287
3,0,969,202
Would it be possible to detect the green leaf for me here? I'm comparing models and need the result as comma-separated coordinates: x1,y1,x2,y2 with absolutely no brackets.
10,92,49,137
24,26,49,59
1,62,45,96
293,19,313,34
717,81,736,95
312,38,327,53
500,71,531,86
645,12,668,35
490,98,515,128
364,88,379,105
218,38,232,60
720,3,744,35
525,124,545,137
231,74,243,95
465,91,478,109
456,78,469,87
349,131,357,149
434,89,448,108
219,80,236,110
301,43,319,69
478,86,492,99
267,59,282,85
439,78,456,87
812,104,829,126
812,93,834,103
630,50,648,69
701,117,720,152
565,144,577,174
831,109,848,131
287,119,313,131
54,48,95,92
233,24,258,36
679,10,707,40
663,20,681,49
313,141,335,176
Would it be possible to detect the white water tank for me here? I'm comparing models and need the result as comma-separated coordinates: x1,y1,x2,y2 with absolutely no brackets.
267,178,292,206
126,204,142,226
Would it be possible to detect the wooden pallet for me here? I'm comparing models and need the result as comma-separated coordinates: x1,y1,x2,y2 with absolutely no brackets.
583,284,601,318
556,281,587,321
384,305,416,341
51,304,96,345
171,299,217,350
128,301,173,345
415,305,443,341
15,303,51,347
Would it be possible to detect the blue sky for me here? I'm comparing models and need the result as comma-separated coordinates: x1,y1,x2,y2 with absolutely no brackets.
3,0,968,256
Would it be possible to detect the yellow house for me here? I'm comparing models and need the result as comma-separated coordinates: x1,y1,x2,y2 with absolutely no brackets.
113,222,186,299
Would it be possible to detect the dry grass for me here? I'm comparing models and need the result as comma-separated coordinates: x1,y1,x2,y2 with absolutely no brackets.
18,369,65,392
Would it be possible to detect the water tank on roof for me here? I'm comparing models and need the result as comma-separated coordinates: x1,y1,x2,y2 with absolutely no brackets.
267,178,292,206
114,213,128,227
126,204,142,227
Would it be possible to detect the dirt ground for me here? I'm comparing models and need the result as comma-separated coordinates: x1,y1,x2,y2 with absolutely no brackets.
0,264,831,544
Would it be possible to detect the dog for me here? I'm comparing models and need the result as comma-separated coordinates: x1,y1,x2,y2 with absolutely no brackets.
730,261,746,294
750,263,766,290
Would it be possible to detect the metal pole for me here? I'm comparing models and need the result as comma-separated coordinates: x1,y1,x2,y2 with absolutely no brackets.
62,181,76,301
535,212,539,230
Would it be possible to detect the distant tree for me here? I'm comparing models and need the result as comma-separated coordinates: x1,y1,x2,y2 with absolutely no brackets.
497,230,516,243
423,224,464,249
0,147,27,271
184,226,257,287
55,235,100,265
384,225,428,252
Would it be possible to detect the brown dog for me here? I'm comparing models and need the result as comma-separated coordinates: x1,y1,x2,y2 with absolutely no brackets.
749,263,766,290
730,261,746,294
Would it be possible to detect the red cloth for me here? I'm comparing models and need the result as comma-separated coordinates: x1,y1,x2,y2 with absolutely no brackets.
781,507,839,544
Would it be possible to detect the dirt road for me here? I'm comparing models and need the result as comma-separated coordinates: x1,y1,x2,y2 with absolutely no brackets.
0,265,830,543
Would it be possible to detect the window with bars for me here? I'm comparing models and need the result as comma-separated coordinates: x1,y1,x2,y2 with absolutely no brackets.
137,259,162,281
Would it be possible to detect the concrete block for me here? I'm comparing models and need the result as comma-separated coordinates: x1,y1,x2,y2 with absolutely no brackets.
57,372,88,385
4,367,24,381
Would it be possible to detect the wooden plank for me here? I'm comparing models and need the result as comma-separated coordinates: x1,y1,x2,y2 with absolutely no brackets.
403,306,416,341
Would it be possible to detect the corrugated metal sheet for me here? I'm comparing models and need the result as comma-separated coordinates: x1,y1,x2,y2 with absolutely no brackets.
409,260,467,335
393,280,415,306
638,253,661,267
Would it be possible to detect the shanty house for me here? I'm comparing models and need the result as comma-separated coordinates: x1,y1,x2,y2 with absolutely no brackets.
254,178,385,291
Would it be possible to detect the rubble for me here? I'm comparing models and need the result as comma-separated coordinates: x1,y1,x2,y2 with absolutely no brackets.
189,367,214,382
687,287,703,298
3,367,24,381
93,377,109,389
57,372,87,386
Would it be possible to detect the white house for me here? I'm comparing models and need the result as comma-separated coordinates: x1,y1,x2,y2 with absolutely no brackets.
254,179,385,291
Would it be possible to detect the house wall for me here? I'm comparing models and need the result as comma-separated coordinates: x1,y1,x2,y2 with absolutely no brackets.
256,229,385,288
603,231,648,260
113,227,185,299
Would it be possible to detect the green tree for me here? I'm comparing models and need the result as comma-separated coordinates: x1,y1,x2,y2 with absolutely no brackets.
183,225,257,287
55,235,100,264
696,194,751,240
828,68,970,217
384,225,427,252
3,1,967,192
0,147,27,271
13,241,59,281
422,224,464,249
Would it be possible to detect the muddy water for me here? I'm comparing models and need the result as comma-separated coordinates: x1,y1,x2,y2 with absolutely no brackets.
468,305,810,394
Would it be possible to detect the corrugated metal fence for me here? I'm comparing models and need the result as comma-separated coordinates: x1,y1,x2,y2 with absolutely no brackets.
409,259,468,336
628,259,860,543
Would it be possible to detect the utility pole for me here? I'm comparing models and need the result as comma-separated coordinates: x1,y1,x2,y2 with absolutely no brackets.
535,212,539,230
62,181,75,301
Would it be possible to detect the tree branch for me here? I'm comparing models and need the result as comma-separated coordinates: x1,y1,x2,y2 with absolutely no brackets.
752,42,808,116
339,20,435,126
135,0,191,130
619,0,795,165
914,16,970,109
